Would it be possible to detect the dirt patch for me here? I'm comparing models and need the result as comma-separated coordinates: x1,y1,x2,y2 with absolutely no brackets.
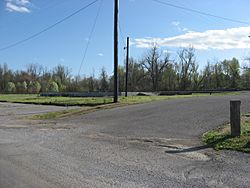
83,132,210,161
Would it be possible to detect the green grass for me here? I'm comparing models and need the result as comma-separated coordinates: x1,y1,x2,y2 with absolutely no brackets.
30,103,126,120
0,92,239,106
0,94,198,106
30,108,82,119
202,115,250,153
0,94,114,106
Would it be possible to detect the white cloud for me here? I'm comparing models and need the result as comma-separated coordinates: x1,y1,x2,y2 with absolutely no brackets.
134,26,250,50
5,0,31,13
171,21,189,32
16,0,29,5
98,53,103,57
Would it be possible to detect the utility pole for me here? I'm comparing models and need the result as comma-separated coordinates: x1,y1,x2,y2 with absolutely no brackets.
113,0,119,103
125,37,129,97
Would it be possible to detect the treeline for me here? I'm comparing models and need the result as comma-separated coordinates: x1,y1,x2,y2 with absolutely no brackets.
0,47,250,94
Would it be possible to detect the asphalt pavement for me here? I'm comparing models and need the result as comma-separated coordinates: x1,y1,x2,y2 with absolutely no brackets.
0,92,250,188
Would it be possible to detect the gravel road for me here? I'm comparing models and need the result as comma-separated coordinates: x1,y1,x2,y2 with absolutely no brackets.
0,92,250,188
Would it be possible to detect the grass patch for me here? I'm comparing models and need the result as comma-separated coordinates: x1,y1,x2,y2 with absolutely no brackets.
0,92,239,106
212,91,240,96
30,108,83,119
29,103,127,120
0,94,114,106
0,94,192,106
202,115,250,153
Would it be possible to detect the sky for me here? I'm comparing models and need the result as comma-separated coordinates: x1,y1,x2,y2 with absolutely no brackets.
1,0,250,77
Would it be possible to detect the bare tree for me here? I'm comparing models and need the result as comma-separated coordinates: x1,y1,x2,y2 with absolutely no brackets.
127,58,145,91
99,67,109,92
176,47,197,90
26,63,43,81
140,46,170,91
243,56,250,70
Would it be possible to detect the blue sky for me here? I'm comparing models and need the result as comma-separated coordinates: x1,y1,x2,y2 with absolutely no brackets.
1,0,250,77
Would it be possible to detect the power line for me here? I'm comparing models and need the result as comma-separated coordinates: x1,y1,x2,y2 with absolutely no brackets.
0,0,99,52
78,0,103,76
151,0,250,25
119,21,126,47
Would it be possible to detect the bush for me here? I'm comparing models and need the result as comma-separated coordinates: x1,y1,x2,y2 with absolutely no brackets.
5,82,16,93
16,81,27,93
48,81,59,92
27,81,41,94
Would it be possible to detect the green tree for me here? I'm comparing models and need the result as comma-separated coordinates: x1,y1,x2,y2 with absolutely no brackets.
127,58,145,91
241,69,250,89
5,82,16,93
212,62,225,89
28,81,41,94
67,76,82,92
201,62,213,89
161,63,177,90
99,67,109,92
53,65,70,91
40,69,52,92
16,81,27,93
0,64,14,92
48,81,59,92
118,66,125,92
222,58,240,88
88,76,95,92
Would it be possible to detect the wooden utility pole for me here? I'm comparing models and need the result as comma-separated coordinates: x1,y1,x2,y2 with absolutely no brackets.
113,0,119,103
125,37,129,97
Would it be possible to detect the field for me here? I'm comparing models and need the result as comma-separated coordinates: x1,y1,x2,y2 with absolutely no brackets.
0,92,239,106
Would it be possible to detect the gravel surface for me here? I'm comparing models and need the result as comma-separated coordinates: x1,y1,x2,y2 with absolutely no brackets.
0,92,250,188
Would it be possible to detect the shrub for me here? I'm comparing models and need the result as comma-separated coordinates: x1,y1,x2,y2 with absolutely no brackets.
16,81,27,93
28,81,41,94
5,82,16,93
48,81,59,92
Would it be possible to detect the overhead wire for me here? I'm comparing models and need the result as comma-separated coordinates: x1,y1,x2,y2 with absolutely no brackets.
0,0,85,31
119,21,126,48
78,0,103,76
0,0,99,52
118,21,128,67
151,0,250,25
